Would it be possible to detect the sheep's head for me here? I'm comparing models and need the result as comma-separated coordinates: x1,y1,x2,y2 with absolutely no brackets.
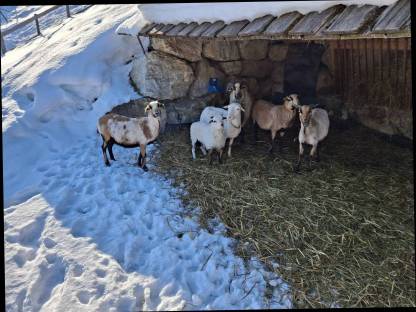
298,105,313,127
208,115,224,129
228,82,244,102
145,100,164,118
283,94,300,111
223,102,244,128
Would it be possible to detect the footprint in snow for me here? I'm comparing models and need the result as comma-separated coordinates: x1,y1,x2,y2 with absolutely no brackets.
94,268,107,278
43,237,57,249
76,290,93,304
72,264,85,277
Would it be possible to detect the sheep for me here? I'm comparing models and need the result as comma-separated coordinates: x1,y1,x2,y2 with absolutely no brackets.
190,115,226,165
251,94,300,153
97,100,164,171
200,102,245,157
226,81,254,142
294,104,330,172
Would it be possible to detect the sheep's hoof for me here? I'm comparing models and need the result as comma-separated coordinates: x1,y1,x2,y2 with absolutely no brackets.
141,165,149,172
105,162,111,167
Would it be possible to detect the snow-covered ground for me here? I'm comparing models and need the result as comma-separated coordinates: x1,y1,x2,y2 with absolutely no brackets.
3,4,291,311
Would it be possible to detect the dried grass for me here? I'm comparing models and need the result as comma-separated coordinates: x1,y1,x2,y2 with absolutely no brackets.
153,121,414,308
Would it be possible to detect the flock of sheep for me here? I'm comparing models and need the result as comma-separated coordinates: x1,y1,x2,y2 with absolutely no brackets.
97,80,330,172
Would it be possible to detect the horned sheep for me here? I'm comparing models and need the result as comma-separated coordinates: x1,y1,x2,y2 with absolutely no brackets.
190,115,226,165
97,100,164,171
251,94,300,153
200,102,245,157
226,81,254,141
294,105,330,172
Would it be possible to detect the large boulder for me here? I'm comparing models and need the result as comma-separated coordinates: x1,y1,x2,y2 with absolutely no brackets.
130,51,194,100
151,37,202,62
165,94,216,124
268,43,288,62
241,59,273,78
218,61,243,76
203,40,240,61
188,59,225,99
238,40,269,60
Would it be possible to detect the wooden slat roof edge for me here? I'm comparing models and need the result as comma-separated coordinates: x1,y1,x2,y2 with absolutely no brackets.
137,0,409,39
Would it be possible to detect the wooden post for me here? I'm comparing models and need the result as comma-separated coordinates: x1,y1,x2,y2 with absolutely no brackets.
137,35,147,56
66,5,71,18
1,33,6,55
34,14,41,36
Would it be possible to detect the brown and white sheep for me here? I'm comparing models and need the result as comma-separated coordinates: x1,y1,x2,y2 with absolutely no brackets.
294,104,330,172
97,100,164,171
251,94,300,153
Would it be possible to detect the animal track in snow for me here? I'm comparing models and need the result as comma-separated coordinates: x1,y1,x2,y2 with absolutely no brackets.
76,290,93,304
26,256,66,312
72,264,85,277
94,268,107,278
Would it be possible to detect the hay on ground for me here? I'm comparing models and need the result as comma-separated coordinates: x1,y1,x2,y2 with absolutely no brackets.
153,120,415,308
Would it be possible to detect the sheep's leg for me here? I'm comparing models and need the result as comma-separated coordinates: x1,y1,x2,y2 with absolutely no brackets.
200,144,207,156
208,149,214,165
101,139,110,167
218,148,223,164
294,142,304,172
191,139,197,159
268,130,277,154
227,138,234,158
139,144,148,171
108,139,116,161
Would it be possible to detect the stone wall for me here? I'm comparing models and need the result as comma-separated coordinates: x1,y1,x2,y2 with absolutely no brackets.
127,38,411,140
130,38,343,125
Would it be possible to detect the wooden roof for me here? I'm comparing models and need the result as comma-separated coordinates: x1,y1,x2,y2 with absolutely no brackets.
138,0,411,40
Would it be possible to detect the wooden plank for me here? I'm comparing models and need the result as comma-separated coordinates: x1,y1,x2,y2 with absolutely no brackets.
324,4,380,34
165,23,187,36
152,24,175,36
188,22,212,37
176,22,198,37
238,14,275,36
289,5,345,35
372,0,410,33
147,24,165,35
200,21,226,38
139,23,156,35
263,12,303,36
216,20,249,38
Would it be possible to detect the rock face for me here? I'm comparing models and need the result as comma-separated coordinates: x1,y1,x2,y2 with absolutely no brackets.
241,59,273,78
130,51,194,100
151,37,202,62
188,59,226,99
202,40,240,61
268,43,288,62
270,62,284,94
218,61,242,76
165,94,216,124
238,40,269,60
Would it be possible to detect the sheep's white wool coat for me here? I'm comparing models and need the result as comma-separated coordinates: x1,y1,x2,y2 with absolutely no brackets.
299,108,330,145
200,104,242,140
190,120,226,151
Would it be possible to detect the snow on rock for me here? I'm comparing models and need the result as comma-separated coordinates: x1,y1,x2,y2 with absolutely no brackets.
137,1,396,25
3,4,292,311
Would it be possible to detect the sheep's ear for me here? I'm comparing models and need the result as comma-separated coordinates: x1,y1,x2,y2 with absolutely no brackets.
158,102,165,108
240,107,245,112
223,105,229,109
145,105,151,112
222,116,227,120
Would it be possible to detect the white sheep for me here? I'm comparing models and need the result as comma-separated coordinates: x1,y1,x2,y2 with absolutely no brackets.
200,102,245,157
251,94,300,153
190,115,226,164
97,100,164,171
294,104,330,172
